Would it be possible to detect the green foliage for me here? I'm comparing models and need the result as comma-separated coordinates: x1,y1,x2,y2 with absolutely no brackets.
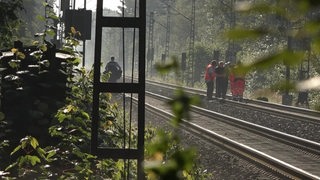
1,1,211,179
229,1,317,67
193,44,215,82
0,17,70,152
147,0,319,104
226,28,269,40
4,136,57,178
50,104,91,144
146,58,211,179
0,25,132,179
225,0,320,108
7,136,42,166
240,50,306,75
168,88,200,127
30,1,59,52
44,63,143,179
155,56,180,75
15,1,46,45
0,116,10,168
0,0,24,48
146,129,207,180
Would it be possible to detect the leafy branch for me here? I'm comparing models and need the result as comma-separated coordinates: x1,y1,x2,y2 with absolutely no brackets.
145,58,210,179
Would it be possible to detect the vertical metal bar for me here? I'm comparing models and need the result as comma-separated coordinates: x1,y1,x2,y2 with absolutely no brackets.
83,0,87,68
91,0,103,155
82,40,86,67
121,3,127,179
138,0,146,178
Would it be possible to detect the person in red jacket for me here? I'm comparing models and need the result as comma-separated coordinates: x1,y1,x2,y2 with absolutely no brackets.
204,60,217,100
229,62,245,101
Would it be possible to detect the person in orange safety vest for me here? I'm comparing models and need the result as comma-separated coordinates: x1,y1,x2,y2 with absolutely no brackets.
204,60,217,100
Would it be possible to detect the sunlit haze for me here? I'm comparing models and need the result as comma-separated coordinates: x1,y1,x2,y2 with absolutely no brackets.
86,0,122,11
56,0,122,11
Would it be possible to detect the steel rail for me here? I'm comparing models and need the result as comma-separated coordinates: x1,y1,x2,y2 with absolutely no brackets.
147,91,320,155
133,91,320,179
145,79,320,124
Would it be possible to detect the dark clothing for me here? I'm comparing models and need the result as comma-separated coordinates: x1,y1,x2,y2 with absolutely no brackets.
215,66,228,98
105,61,122,82
206,81,214,100
296,91,309,107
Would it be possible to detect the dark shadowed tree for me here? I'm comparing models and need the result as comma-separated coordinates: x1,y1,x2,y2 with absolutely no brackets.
0,0,23,48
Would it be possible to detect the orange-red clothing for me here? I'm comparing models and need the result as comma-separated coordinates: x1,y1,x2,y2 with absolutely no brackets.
234,77,245,96
204,63,216,82
229,73,236,95
229,73,245,96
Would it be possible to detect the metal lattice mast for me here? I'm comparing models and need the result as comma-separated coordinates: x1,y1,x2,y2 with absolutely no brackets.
188,0,195,86
164,2,171,61
92,0,146,179
147,12,155,76
230,0,236,63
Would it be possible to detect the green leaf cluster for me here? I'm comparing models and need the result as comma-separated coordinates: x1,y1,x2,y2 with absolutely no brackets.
145,58,211,179
4,136,57,178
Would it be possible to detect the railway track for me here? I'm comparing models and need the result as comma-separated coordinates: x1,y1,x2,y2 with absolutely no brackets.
145,79,320,143
124,76,319,120
137,91,320,179
146,79,320,122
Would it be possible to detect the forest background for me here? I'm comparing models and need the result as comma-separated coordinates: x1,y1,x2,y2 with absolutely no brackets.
2,0,319,109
